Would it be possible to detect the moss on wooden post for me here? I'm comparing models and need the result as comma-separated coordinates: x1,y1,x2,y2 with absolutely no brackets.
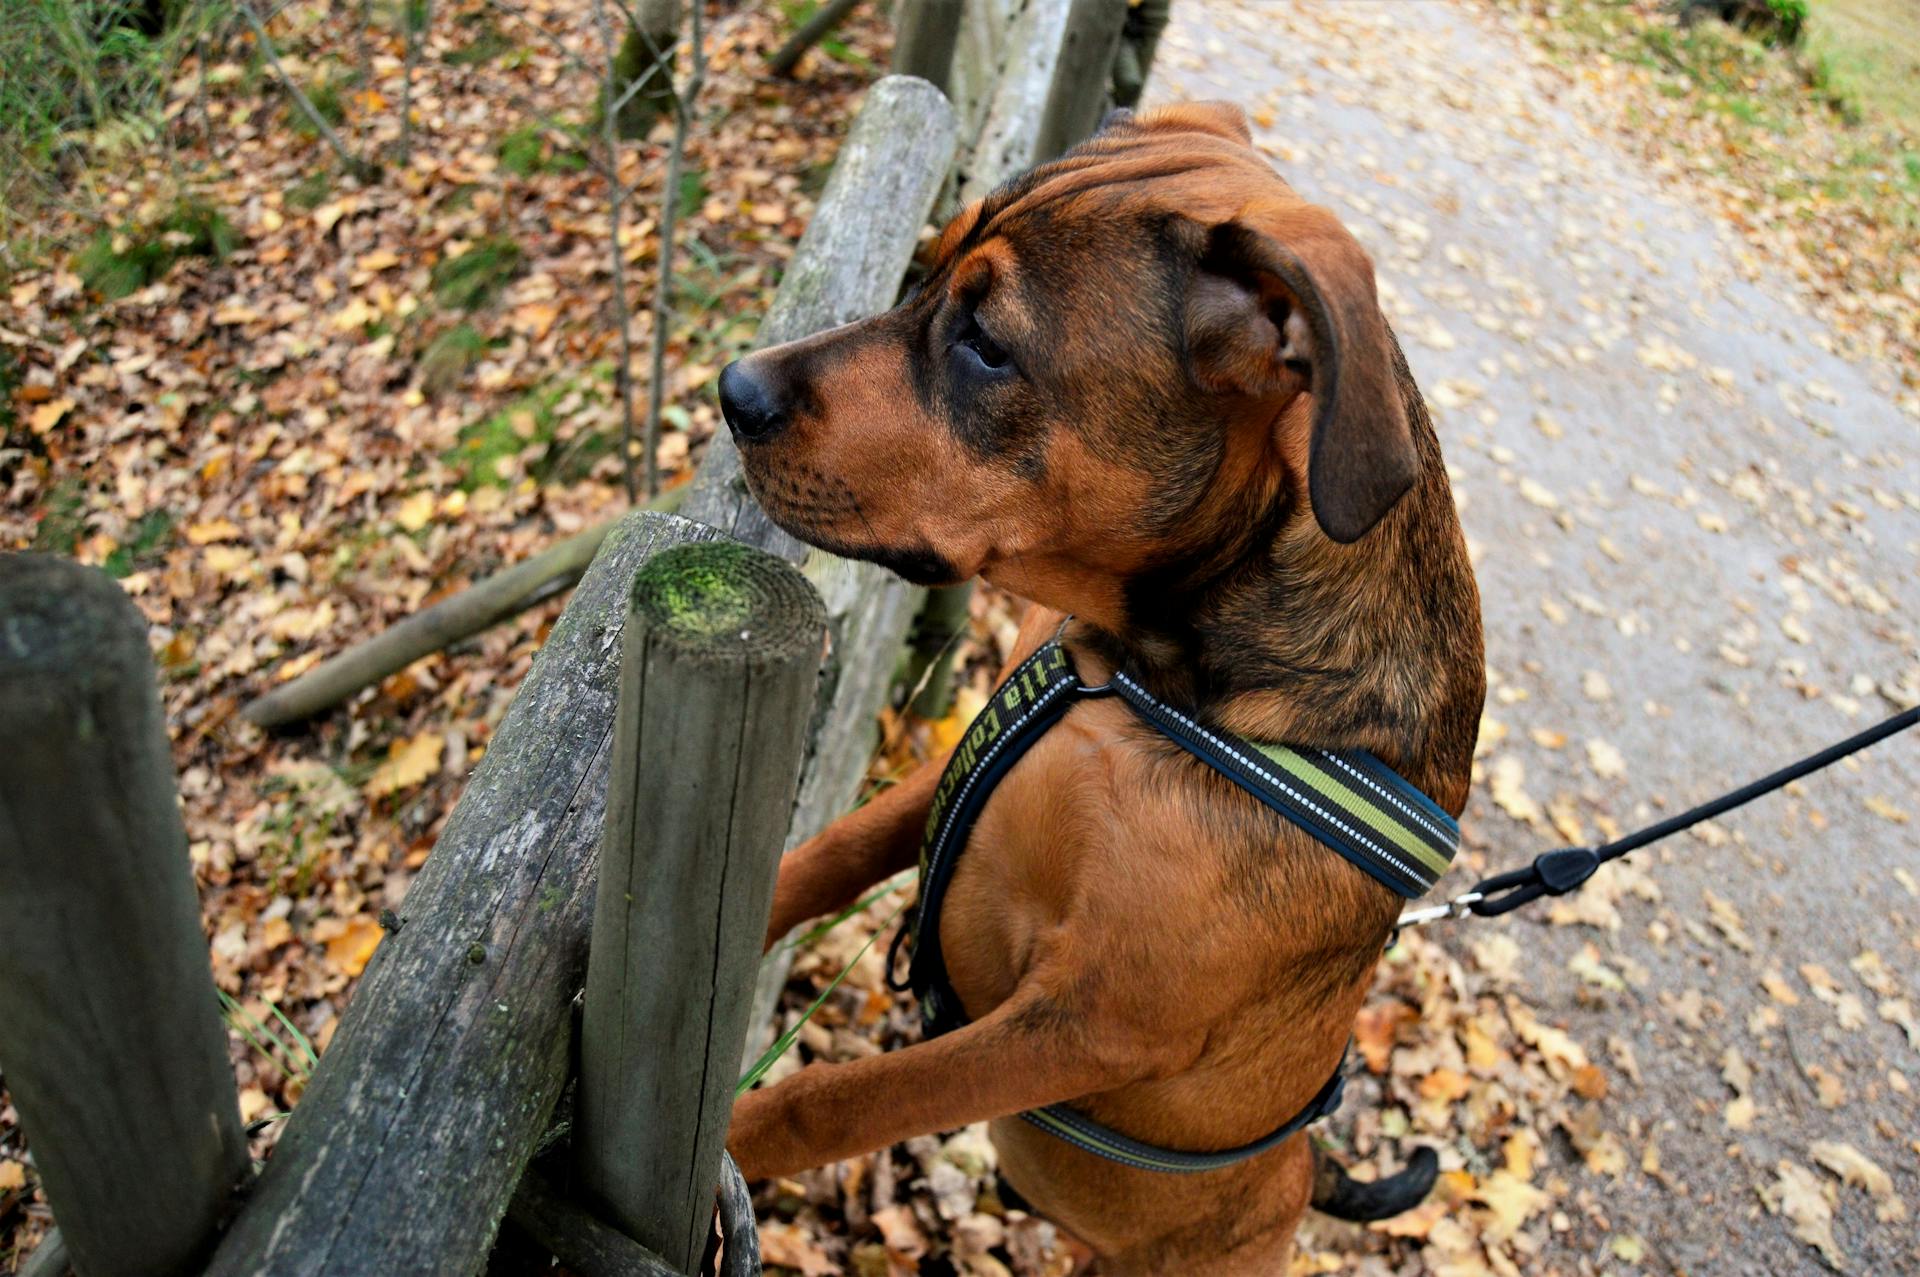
576,542,826,1271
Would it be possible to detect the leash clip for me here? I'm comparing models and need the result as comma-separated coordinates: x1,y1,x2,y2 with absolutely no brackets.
1393,889,1485,932
1468,847,1602,917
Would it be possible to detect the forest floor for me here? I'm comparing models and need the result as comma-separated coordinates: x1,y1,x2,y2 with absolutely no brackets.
3,0,1918,1274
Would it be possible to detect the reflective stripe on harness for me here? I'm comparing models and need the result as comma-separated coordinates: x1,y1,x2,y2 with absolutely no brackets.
888,638,1460,1175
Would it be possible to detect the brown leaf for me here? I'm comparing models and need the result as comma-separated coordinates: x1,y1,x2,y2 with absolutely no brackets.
323,915,384,978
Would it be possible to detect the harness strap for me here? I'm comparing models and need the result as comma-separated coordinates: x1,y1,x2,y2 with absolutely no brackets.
1020,1053,1348,1175
1110,671,1456,899
895,638,1461,1174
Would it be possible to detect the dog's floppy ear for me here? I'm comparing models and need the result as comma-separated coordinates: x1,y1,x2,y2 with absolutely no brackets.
1184,212,1417,543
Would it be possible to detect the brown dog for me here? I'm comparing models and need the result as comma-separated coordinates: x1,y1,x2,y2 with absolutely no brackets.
718,103,1484,1274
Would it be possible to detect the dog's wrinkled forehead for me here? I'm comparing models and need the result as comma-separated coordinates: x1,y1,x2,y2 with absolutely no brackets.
930,102,1288,274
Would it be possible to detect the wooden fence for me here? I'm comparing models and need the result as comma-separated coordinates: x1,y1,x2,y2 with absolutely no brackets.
0,2,1143,1273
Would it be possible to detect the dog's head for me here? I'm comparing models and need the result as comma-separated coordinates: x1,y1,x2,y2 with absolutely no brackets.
719,103,1417,626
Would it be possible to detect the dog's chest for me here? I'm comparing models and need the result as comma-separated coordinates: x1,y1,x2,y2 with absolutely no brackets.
927,701,1218,1019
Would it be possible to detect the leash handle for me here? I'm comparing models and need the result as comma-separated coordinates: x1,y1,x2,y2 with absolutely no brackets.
1446,703,1919,924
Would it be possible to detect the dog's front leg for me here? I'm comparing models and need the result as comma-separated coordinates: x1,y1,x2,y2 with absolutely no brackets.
729,978,1143,1179
762,758,944,950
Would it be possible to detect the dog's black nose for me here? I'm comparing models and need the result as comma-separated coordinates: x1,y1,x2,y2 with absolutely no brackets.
718,360,789,443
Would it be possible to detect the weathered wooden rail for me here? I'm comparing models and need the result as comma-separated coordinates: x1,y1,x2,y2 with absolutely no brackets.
0,2,1152,1271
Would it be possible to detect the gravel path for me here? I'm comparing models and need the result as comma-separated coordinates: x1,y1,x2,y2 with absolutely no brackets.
1150,4,1919,1273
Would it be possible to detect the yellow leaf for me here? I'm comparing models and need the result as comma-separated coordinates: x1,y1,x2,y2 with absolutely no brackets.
324,915,385,977
203,545,253,577
275,650,325,682
186,517,242,545
0,1159,24,1191
366,731,444,798
1864,795,1909,824
395,491,436,533
29,396,75,435
1475,1170,1548,1241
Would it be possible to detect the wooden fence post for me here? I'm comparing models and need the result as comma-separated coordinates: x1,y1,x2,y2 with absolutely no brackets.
0,554,248,1277
891,0,963,93
204,512,720,1277
575,542,825,1271
1032,0,1126,163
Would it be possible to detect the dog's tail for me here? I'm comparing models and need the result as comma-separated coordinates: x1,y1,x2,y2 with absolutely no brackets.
1309,1145,1439,1222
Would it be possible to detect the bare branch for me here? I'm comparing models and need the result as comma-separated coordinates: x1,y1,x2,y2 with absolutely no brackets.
591,0,642,503
401,0,434,165
234,0,376,180
643,0,705,497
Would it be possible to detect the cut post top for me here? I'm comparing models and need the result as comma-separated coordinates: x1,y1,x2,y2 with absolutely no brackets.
0,552,152,682
630,541,827,663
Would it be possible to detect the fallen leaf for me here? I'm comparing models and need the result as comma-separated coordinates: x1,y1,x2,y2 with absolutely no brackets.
366,731,444,798
1585,738,1627,780
1488,754,1542,825
759,1221,840,1276
323,915,384,978
1761,1161,1844,1269
1475,1171,1548,1241
1810,1141,1906,1222
28,396,75,434
395,491,436,533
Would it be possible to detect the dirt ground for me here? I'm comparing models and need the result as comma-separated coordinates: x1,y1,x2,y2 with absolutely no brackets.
1148,2,1917,1272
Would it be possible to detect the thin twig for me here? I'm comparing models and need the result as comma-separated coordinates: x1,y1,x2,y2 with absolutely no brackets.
401,0,433,165
591,0,642,503
356,0,374,114
644,2,705,498
234,0,375,179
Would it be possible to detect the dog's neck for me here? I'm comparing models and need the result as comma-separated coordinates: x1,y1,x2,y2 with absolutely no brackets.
1068,370,1483,813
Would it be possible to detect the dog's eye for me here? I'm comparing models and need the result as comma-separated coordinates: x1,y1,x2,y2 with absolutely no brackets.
953,310,1012,372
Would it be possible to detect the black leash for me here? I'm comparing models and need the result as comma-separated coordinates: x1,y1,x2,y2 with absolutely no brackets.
1397,703,1920,930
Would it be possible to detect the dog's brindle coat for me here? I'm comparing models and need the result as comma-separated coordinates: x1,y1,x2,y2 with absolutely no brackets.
718,103,1484,1275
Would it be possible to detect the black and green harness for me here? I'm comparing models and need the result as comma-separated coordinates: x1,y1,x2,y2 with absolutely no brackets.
886,637,1460,1174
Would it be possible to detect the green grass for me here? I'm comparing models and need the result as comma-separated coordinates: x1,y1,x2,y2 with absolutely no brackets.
0,0,222,250
445,380,614,490
286,75,349,140
1805,0,1920,126
285,169,332,212
103,508,175,577
417,322,489,396
0,347,21,440
31,476,87,554
496,121,588,177
75,196,235,299
1543,0,1920,245
446,18,516,67
429,235,524,310
220,989,319,1085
